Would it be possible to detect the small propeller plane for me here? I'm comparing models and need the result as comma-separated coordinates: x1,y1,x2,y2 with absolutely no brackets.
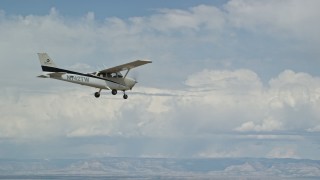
37,53,152,99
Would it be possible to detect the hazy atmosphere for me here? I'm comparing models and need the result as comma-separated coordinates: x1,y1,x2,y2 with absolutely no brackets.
1,0,320,162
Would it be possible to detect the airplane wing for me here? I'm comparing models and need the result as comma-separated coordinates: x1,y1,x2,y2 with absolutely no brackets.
99,60,152,74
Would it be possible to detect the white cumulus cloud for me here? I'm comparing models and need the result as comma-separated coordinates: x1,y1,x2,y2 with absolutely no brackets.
0,1,320,159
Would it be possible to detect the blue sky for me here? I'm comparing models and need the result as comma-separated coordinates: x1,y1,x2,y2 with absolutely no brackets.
1,0,320,160
1,0,225,19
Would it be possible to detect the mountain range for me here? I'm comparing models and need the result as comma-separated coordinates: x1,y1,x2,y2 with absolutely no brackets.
0,157,319,179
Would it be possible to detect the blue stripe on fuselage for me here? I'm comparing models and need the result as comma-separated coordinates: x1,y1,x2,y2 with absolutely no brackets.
41,66,124,86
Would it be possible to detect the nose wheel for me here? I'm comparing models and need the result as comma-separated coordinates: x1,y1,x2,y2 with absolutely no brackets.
123,91,128,99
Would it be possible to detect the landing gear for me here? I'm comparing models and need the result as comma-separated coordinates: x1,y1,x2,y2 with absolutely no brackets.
94,89,128,99
94,89,102,98
94,92,100,98
112,89,117,95
123,91,128,99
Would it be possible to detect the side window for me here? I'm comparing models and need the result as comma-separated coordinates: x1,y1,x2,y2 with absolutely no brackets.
117,73,123,78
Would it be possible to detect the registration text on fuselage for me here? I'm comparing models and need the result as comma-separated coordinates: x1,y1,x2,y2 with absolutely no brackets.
66,75,89,82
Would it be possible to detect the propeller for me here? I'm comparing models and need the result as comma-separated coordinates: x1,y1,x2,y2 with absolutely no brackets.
131,70,139,83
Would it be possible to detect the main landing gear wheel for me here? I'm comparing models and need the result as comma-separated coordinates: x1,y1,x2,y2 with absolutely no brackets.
112,89,117,95
123,94,128,99
94,92,100,98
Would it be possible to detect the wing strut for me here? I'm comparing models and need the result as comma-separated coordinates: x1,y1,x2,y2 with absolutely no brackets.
124,69,130,78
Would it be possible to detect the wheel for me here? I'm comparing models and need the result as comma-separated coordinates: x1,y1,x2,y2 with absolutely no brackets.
123,94,128,99
112,89,117,95
94,92,100,98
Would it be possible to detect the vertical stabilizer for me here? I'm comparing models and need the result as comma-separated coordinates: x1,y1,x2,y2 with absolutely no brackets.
38,53,56,67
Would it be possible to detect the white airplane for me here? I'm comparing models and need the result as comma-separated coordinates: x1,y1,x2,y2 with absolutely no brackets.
37,53,152,99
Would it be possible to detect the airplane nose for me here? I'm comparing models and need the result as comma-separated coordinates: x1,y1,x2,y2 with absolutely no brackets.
130,80,137,90
132,79,137,87
126,78,137,89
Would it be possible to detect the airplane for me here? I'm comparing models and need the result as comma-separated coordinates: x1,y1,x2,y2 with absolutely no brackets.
37,53,152,99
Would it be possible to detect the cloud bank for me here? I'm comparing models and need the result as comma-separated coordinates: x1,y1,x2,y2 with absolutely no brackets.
0,0,320,159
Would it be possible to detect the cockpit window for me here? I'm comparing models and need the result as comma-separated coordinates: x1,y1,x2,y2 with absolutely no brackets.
111,72,123,78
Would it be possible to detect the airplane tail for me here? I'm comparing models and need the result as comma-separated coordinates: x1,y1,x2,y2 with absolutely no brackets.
37,53,60,78
38,53,57,68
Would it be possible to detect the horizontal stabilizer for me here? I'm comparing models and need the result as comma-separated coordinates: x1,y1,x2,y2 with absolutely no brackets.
37,72,66,78
37,74,50,78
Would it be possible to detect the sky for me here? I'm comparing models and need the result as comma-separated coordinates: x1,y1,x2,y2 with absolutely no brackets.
0,0,320,160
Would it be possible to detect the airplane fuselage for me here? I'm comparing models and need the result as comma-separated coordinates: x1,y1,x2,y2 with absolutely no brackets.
49,72,136,91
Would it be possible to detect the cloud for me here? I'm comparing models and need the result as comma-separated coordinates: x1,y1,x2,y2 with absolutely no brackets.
1,1,320,85
149,5,225,32
0,1,320,159
197,149,241,158
235,117,283,132
267,147,300,159
185,69,262,92
307,125,320,132
225,0,320,43
1,68,319,140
